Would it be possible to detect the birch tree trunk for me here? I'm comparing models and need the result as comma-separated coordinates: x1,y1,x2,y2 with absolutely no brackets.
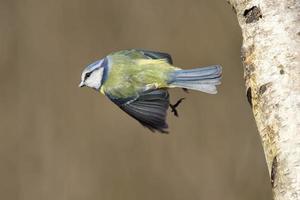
227,0,300,199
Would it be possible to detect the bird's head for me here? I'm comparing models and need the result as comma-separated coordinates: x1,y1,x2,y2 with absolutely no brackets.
79,57,108,90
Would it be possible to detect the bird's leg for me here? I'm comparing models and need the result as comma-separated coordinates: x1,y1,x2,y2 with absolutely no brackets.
169,98,185,117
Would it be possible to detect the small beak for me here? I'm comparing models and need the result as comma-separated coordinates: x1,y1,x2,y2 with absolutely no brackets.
78,81,85,88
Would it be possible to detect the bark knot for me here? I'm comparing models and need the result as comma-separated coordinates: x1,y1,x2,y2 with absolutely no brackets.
259,83,271,95
277,65,285,75
271,156,278,188
243,6,262,24
246,87,253,107
280,69,284,75
259,84,267,95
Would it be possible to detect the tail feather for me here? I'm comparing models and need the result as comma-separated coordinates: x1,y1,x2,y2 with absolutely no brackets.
168,65,222,94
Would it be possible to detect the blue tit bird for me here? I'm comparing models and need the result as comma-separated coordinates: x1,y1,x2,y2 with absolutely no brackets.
79,49,222,133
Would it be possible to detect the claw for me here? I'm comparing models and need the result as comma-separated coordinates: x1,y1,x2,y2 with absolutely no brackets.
170,98,185,117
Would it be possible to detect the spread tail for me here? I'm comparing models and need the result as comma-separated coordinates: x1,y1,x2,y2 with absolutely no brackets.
168,65,222,94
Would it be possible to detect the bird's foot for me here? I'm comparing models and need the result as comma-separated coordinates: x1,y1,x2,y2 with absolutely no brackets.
170,98,185,117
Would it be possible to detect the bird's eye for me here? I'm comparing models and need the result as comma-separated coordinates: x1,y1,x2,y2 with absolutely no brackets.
85,72,92,79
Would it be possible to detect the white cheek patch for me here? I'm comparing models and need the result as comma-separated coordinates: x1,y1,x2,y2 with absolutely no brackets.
85,68,104,90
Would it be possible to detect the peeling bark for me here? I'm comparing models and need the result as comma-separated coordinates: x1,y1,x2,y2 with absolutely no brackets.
227,0,300,199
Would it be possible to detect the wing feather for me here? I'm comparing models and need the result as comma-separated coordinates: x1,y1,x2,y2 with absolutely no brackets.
107,89,170,133
135,49,173,64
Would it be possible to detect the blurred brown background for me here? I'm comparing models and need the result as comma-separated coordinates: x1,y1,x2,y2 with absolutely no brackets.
0,0,272,200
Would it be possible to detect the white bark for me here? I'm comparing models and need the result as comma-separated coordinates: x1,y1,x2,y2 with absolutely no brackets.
227,0,300,199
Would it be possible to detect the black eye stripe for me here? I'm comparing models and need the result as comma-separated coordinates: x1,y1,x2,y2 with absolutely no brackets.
85,72,92,79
